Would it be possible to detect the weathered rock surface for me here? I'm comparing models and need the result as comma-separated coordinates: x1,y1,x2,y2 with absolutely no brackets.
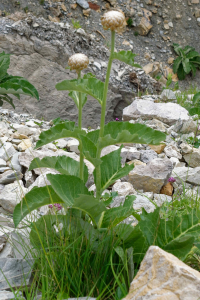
173,166,200,185
184,148,200,168
123,100,190,125
123,246,200,300
0,291,25,300
128,158,173,193
0,258,33,290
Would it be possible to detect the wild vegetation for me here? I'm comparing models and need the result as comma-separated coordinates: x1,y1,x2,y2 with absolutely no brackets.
1,10,200,300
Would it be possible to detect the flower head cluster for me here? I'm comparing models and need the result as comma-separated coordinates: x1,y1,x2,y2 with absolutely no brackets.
168,177,176,183
68,53,89,73
101,11,126,32
48,203,63,211
115,117,119,121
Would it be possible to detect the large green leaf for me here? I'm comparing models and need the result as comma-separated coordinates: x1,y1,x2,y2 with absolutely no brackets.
182,58,191,74
177,64,186,80
35,121,86,149
183,45,195,55
56,78,104,105
189,107,200,116
0,76,39,100
192,92,200,105
93,147,134,193
115,224,147,264
139,208,200,260
173,56,182,74
187,51,200,59
190,63,197,78
46,174,90,205
13,186,63,227
0,52,10,81
100,195,138,228
72,194,106,225
79,134,102,167
173,43,183,56
97,122,166,150
112,51,141,68
29,156,88,184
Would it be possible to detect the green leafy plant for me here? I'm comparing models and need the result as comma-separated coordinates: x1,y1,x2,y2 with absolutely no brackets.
12,11,171,298
126,18,133,27
173,43,200,80
71,19,81,29
0,52,39,108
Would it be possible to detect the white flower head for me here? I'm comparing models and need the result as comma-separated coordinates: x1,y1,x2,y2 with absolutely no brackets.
68,53,89,72
101,11,126,32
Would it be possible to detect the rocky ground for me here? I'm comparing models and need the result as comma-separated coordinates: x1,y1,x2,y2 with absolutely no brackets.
0,0,200,127
0,90,199,297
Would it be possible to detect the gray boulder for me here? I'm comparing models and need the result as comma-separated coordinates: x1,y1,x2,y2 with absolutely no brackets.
123,99,189,125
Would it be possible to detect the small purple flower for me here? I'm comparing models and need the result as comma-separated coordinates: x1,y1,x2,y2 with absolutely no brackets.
168,177,176,183
48,204,53,209
54,203,63,211
115,118,119,121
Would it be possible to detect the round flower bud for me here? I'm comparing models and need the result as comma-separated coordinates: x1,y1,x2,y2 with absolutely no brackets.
68,53,89,72
101,11,126,31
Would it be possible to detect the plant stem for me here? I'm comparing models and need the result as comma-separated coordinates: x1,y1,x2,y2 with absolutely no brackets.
96,30,115,201
78,71,84,181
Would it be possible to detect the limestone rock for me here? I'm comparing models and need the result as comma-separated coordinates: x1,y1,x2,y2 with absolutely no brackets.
132,195,155,213
101,145,120,157
123,246,200,300
173,166,200,185
0,180,27,213
0,170,22,185
0,142,17,161
180,142,193,154
180,119,198,134
0,258,33,290
128,158,173,193
134,9,153,36
184,148,200,167
18,139,32,151
164,144,182,159
140,149,157,163
123,100,189,125
154,193,172,206
160,89,176,101
112,182,136,196
0,291,25,300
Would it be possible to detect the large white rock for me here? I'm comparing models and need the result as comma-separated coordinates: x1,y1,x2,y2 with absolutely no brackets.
128,158,173,193
0,181,27,213
123,246,200,300
112,182,136,196
0,291,25,300
164,144,182,159
123,99,189,125
132,195,155,213
173,166,200,185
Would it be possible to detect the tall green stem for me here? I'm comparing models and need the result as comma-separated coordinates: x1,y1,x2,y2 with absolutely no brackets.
78,71,84,181
96,30,116,201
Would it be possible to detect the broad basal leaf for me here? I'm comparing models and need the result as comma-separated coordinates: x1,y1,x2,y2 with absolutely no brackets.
173,43,182,56
13,186,63,227
182,58,191,74
97,122,166,150
72,194,106,225
47,174,90,205
192,92,200,105
56,78,104,105
139,208,200,261
100,195,138,228
0,76,39,100
112,51,141,68
93,147,134,193
173,56,182,74
177,64,186,80
0,52,10,81
186,51,200,59
35,121,86,149
29,156,89,184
